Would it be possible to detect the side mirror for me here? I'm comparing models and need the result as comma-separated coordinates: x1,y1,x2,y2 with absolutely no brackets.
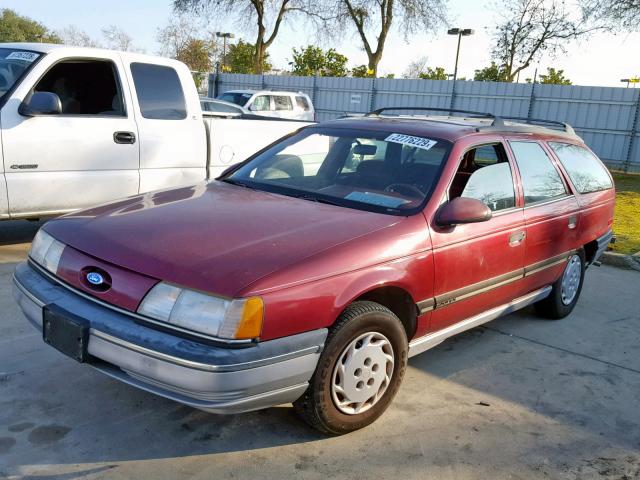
19,91,62,116
436,197,492,227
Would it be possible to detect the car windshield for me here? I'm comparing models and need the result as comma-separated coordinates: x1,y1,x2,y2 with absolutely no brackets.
217,92,252,106
0,48,41,101
224,126,452,215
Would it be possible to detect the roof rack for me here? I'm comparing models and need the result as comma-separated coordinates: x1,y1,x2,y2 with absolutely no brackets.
365,106,576,136
366,107,495,118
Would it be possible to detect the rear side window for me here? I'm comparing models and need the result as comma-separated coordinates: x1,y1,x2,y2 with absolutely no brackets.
510,141,567,205
130,63,186,120
273,95,293,111
296,95,310,110
549,142,613,193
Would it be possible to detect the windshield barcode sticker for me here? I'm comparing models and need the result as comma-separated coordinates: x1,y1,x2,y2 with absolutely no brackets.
385,133,437,151
6,51,39,62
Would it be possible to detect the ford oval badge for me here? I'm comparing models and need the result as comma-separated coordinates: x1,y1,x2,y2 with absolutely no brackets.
86,272,104,286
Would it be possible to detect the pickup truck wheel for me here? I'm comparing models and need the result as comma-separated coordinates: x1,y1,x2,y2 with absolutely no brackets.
535,249,585,320
293,301,408,435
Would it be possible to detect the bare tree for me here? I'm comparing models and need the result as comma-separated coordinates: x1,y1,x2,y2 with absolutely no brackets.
491,0,596,82
174,0,318,73
157,13,203,58
403,56,428,78
581,0,640,30
102,25,143,52
57,25,100,47
318,0,447,76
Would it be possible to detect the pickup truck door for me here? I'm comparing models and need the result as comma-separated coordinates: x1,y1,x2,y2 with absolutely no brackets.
1,51,139,218
120,57,206,193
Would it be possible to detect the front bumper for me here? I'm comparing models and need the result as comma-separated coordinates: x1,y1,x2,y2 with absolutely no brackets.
13,262,326,414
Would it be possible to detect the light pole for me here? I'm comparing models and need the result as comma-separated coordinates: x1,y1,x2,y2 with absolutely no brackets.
447,28,474,82
215,32,234,70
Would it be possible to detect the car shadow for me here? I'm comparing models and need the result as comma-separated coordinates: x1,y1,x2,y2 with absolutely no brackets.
0,219,43,246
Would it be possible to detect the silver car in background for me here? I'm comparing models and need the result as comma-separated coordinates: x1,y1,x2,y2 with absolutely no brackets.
216,90,315,121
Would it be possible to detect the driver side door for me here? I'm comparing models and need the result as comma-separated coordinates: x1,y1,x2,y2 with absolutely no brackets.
429,141,526,332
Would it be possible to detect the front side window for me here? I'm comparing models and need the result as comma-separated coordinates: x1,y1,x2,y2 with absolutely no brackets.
251,95,270,111
449,144,515,212
224,127,452,215
0,48,41,102
510,141,567,205
34,59,124,115
549,142,613,194
130,63,186,120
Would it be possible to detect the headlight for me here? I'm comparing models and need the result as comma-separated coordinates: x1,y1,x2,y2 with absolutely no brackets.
29,229,65,274
138,282,264,340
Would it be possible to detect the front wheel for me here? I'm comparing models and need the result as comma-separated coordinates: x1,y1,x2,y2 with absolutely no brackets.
294,301,408,435
535,249,585,319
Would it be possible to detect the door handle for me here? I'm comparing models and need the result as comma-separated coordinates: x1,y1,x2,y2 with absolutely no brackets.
113,131,136,144
568,215,578,230
509,231,526,246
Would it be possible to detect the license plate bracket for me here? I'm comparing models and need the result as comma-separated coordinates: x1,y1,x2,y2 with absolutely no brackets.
43,305,90,363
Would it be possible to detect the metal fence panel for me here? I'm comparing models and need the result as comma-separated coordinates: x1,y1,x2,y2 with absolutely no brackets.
209,73,640,172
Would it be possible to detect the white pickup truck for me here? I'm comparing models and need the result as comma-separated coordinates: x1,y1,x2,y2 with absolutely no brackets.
0,43,311,220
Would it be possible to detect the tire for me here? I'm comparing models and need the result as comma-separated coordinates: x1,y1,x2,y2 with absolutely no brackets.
534,249,586,320
293,301,408,435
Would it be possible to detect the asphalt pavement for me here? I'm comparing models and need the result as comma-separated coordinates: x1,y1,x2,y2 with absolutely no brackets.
0,220,639,480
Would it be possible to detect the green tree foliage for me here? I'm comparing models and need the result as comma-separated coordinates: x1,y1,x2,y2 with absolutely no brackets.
539,67,572,84
419,66,448,80
474,61,510,82
291,45,348,77
225,39,271,74
351,64,374,77
176,38,214,72
0,9,60,43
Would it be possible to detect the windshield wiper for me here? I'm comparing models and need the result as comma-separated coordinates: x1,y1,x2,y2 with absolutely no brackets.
221,178,254,189
294,193,343,207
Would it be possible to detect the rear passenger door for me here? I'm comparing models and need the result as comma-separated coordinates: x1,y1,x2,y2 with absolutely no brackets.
122,59,206,193
508,140,580,291
429,141,526,332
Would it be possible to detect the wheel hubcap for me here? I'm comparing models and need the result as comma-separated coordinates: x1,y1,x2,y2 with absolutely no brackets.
561,254,582,305
331,331,394,415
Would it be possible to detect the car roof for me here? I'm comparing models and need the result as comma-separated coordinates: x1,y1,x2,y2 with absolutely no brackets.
224,89,309,97
318,114,582,144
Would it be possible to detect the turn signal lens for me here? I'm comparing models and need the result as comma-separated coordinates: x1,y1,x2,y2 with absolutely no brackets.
220,297,264,340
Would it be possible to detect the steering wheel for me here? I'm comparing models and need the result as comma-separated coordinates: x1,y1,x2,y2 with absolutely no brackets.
384,183,424,199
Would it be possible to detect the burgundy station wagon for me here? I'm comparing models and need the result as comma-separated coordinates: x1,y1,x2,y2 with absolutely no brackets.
14,108,615,434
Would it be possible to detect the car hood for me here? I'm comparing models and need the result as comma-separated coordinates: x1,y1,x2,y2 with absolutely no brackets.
44,181,404,298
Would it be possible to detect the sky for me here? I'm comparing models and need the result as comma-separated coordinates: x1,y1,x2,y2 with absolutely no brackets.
4,0,640,88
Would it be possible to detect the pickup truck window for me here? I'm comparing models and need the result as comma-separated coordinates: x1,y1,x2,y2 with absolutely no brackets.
548,142,613,194
0,48,41,102
33,59,124,115
130,63,186,120
510,141,567,205
225,127,451,215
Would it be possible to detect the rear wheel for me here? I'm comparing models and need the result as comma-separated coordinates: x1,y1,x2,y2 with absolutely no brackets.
294,301,408,435
535,249,585,319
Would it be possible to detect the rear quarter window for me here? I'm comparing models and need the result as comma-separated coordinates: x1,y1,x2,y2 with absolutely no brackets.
130,63,186,120
549,142,613,194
